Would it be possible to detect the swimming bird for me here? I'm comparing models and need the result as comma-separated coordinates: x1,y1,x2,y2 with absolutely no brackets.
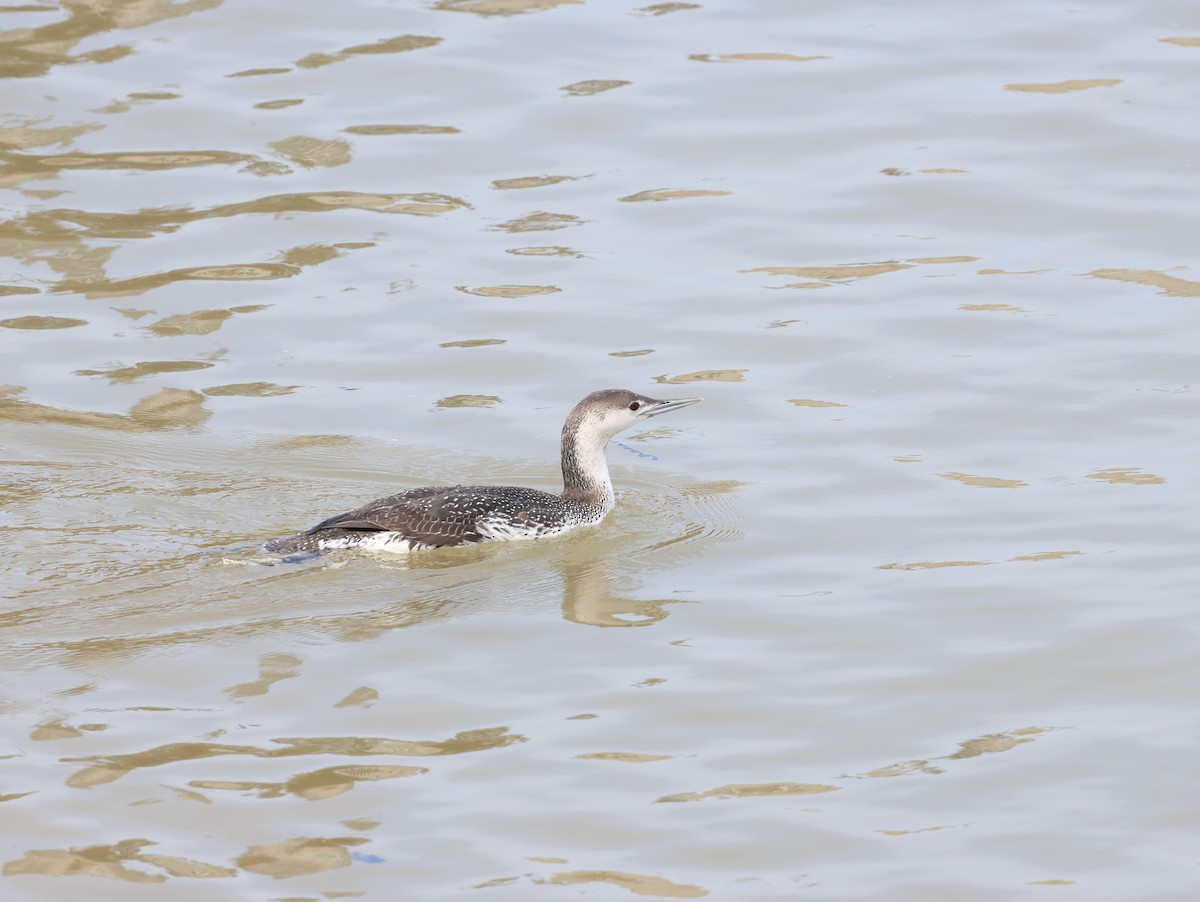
264,388,702,555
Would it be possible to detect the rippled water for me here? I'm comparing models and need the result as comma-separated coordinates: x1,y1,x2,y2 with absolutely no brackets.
4,0,1200,898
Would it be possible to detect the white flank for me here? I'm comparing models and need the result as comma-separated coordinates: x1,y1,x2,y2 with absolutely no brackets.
318,533,418,554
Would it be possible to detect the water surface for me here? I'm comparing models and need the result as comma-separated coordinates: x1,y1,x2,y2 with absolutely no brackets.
3,0,1200,898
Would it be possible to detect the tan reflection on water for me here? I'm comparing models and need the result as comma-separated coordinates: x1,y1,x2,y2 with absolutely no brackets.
939,471,1027,489
0,122,102,153
1008,550,1083,562
227,66,292,77
741,261,913,281
333,686,379,708
959,303,1030,312
26,592,466,667
766,281,828,290
654,369,746,384
0,386,209,431
30,720,105,741
284,242,372,265
491,210,586,232
456,284,561,297
507,245,584,257
0,0,222,79
635,3,700,15
268,135,351,168
627,426,687,442
62,726,526,788
878,560,992,570
235,836,367,878
574,752,673,762
560,79,631,96
75,359,218,384
788,398,848,408
492,174,585,190
657,782,840,803
619,188,732,203
855,727,1056,778
343,124,460,135
191,763,426,801
0,193,467,261
201,382,297,397
293,33,441,70
63,264,295,298
908,255,979,264
435,0,581,15
545,870,709,898
0,315,86,329
1088,267,1200,298
559,557,677,628
1086,467,1167,485
2,149,263,176
146,306,267,336
263,433,360,452
978,267,1051,275
474,875,521,888
435,393,502,408
253,97,304,109
439,338,506,348
689,52,831,63
1004,78,1122,93
3,838,235,882
224,652,303,698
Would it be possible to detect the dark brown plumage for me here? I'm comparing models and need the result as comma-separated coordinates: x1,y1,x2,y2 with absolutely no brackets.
264,484,581,554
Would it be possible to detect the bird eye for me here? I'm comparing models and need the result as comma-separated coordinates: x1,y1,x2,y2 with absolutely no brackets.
628,401,640,411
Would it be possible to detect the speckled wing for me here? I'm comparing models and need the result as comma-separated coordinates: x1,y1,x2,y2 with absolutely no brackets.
302,485,485,547
265,484,573,554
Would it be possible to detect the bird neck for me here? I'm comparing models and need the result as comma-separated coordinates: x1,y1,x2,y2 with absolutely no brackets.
560,423,615,510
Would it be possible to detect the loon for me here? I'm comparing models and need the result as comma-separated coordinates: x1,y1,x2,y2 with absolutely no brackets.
264,388,702,555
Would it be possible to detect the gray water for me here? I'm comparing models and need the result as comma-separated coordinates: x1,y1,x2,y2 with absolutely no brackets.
3,0,1200,898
